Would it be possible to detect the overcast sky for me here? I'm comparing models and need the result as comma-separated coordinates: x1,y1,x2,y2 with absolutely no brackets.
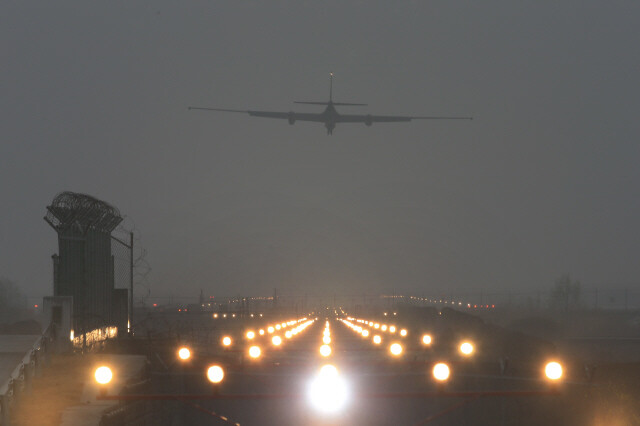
1,1,639,303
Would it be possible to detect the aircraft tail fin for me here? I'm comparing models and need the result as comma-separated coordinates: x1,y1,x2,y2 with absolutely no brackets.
329,72,333,102
293,73,367,106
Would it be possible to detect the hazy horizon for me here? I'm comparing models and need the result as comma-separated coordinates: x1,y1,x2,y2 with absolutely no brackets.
2,1,639,303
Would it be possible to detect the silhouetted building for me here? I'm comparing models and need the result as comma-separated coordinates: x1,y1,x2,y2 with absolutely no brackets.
44,191,126,333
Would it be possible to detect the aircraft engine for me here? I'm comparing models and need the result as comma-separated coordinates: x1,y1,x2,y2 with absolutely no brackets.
288,112,295,125
365,115,373,126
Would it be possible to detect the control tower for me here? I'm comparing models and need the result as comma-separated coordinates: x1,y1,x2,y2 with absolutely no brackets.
44,191,125,332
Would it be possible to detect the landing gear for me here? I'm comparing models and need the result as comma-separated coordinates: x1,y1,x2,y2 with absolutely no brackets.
325,123,335,135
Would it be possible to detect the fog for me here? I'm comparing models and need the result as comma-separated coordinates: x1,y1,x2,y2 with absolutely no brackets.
1,1,639,301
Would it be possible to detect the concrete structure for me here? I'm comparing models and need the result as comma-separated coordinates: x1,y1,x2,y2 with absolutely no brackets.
0,334,45,426
42,296,73,352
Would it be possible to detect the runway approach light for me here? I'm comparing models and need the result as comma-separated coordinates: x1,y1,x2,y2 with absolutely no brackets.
544,361,563,381
272,335,282,346
389,343,403,356
389,326,396,333
178,347,191,360
433,363,450,381
94,366,113,385
459,342,474,356
248,346,261,359
246,331,255,339
320,344,332,357
307,364,349,414
268,326,275,333
207,365,224,383
222,336,232,347
373,335,382,345
400,329,408,337
422,334,432,345
323,335,331,344
361,329,369,337
259,329,265,335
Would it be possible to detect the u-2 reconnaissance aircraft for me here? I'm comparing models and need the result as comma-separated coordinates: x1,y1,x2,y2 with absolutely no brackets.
188,73,472,135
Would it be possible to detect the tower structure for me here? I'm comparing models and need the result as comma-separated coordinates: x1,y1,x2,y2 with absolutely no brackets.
44,191,124,332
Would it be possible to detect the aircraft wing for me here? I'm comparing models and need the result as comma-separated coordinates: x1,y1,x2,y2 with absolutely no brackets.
337,114,472,123
249,111,326,122
188,107,325,123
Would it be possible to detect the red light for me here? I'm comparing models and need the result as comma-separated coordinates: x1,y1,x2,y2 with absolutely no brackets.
178,309,182,312
486,305,489,308
491,304,495,308
474,305,477,308
34,304,38,308
153,303,158,307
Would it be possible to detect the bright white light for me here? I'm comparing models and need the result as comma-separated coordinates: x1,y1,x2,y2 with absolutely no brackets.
285,331,292,339
460,342,474,356
268,326,275,333
389,343,403,356
400,329,408,337
307,365,349,414
222,336,232,346
272,336,282,346
323,335,331,344
319,344,332,357
246,331,255,339
259,329,265,335
381,325,387,332
178,347,191,360
545,362,563,380
94,366,113,385
373,335,382,344
422,334,432,345
433,363,450,381
361,329,369,337
207,365,224,383
389,326,396,333
248,346,261,359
